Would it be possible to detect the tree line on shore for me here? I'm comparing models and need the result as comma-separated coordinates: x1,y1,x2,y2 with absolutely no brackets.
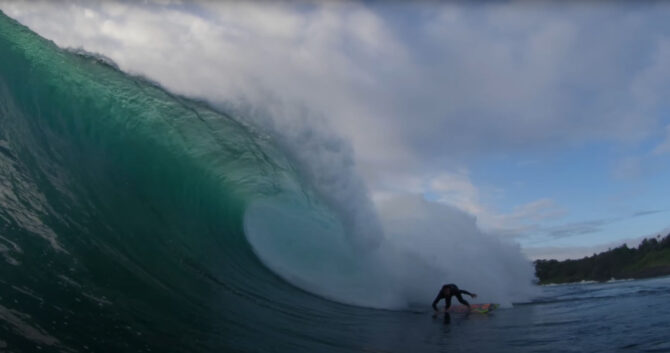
534,233,670,284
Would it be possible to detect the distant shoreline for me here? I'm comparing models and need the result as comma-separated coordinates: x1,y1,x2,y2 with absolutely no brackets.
537,274,670,287
534,234,670,285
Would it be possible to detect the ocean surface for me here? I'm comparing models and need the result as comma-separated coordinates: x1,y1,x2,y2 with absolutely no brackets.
2,11,670,353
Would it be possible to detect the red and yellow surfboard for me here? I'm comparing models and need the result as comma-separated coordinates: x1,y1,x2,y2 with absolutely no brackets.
447,303,499,313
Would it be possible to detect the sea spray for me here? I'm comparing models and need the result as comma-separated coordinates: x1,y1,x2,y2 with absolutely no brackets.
236,101,537,308
376,195,538,306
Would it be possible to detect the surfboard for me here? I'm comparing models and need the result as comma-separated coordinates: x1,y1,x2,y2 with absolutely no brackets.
447,303,499,314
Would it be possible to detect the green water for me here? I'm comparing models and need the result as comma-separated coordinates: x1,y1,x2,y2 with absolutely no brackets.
0,11,354,352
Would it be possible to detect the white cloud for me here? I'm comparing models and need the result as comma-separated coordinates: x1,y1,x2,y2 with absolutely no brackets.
477,198,567,239
369,169,565,239
508,199,566,224
423,172,567,237
429,170,481,214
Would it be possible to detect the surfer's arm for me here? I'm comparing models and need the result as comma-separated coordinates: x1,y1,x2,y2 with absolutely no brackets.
459,290,477,298
432,292,443,311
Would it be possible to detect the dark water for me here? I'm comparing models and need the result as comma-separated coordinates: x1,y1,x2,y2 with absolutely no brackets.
2,11,670,353
320,276,670,353
505,277,670,353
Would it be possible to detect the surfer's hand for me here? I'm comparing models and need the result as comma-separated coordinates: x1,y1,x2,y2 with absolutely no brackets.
472,293,478,298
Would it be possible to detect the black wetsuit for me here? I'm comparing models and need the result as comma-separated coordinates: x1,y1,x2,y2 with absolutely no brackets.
432,283,473,311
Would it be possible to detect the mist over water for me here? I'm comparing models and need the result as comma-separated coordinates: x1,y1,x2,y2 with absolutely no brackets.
377,195,538,306
238,102,536,309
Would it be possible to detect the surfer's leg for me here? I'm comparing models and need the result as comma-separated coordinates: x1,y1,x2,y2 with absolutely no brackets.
445,296,452,310
455,293,470,308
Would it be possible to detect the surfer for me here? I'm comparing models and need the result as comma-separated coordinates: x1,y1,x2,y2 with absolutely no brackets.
432,283,477,312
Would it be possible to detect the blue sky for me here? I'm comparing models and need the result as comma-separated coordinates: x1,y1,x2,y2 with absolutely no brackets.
471,141,670,244
2,1,670,260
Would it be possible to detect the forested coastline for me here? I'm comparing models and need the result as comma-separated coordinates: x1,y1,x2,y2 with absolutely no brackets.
534,233,670,284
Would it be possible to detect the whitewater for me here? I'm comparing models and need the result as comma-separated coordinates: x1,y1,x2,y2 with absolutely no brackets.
3,10,669,353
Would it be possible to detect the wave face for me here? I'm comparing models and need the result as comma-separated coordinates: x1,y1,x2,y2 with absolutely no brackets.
0,12,386,353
